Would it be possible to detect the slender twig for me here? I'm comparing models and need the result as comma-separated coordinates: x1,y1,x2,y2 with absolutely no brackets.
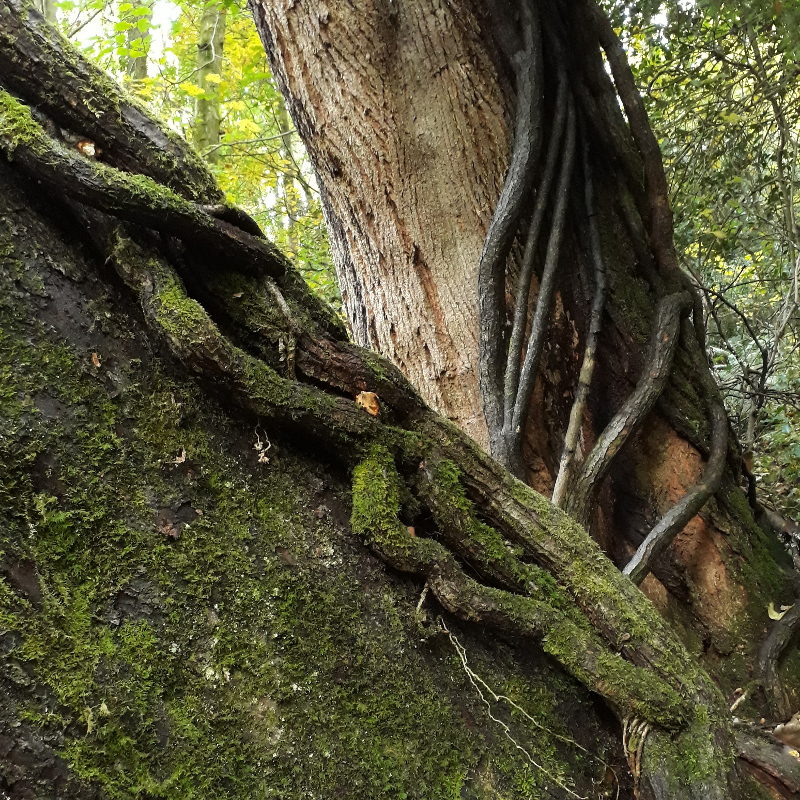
202,130,296,156
67,3,107,38
552,134,606,508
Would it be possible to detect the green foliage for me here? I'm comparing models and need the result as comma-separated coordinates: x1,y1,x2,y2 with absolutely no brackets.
51,0,340,310
606,0,800,521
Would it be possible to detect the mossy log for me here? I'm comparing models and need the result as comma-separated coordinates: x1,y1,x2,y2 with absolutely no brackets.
0,2,798,799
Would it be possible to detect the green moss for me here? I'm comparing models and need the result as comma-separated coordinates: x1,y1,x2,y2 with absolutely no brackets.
0,89,47,154
155,279,219,344
351,443,411,553
644,706,734,794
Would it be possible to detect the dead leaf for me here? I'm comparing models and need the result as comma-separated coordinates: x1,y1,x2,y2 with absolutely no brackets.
173,448,187,465
77,139,96,157
91,352,101,368
356,391,380,416
407,526,415,537
768,601,792,620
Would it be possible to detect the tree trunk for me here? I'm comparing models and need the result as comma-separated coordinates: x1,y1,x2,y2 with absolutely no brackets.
32,0,54,24
1,2,799,799
193,1,227,161
251,0,511,448
249,0,800,732
123,1,152,81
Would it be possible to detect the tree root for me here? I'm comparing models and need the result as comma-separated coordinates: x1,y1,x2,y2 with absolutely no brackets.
624,323,728,584
552,134,607,508
589,0,683,290
624,402,727,585
351,445,691,729
509,93,577,468
0,90,288,278
757,602,800,721
504,74,569,432
736,725,800,796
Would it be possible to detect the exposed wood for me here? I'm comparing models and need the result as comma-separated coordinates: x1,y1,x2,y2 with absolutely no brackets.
624,403,728,585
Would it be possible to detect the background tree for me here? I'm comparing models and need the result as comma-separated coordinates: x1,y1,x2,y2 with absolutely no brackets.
192,0,226,159
612,0,800,531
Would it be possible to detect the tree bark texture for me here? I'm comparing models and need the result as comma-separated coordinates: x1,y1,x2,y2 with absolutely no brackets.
1,3,799,799
193,1,226,160
249,0,800,697
250,0,512,448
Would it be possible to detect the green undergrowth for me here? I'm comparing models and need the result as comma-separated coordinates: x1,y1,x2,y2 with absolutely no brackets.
0,207,604,799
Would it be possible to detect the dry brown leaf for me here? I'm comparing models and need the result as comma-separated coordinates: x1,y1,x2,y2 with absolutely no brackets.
91,352,100,368
355,391,380,416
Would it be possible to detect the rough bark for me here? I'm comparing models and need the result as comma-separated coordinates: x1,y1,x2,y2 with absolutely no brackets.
0,3,798,799
249,0,800,724
249,0,512,447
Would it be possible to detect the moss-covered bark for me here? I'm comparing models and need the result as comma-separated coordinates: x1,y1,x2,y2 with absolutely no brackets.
0,161,623,800
0,3,798,798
